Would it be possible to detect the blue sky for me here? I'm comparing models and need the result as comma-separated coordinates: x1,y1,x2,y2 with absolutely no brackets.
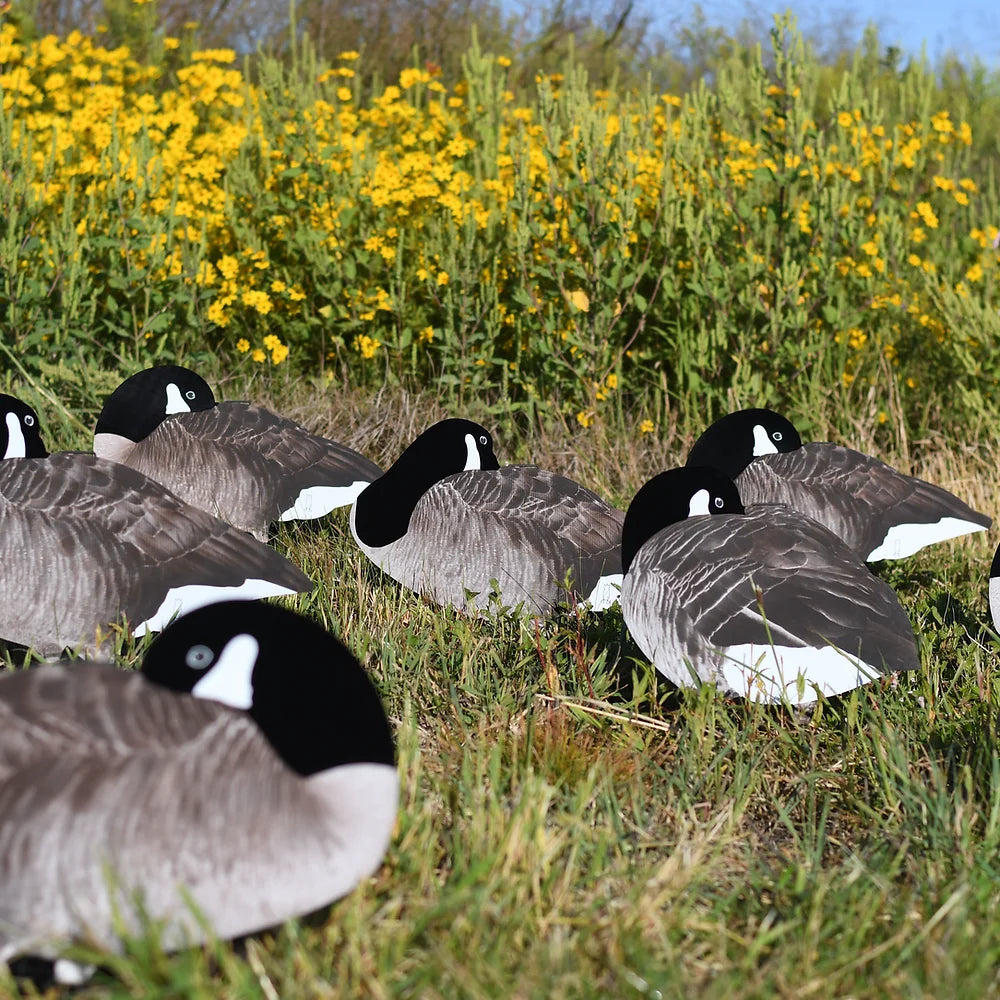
685,2,1000,66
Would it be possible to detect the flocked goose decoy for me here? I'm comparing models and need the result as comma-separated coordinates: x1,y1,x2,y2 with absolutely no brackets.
686,408,990,561
0,395,311,658
351,418,624,613
94,365,384,540
0,600,396,981
620,467,920,703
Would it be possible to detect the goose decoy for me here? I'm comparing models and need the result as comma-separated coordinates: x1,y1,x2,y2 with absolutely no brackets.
94,365,384,540
620,467,920,703
351,418,624,613
0,600,396,980
0,395,312,658
686,408,990,561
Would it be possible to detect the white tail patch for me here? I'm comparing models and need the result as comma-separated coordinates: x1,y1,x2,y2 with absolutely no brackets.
4,412,26,459
581,573,623,611
164,383,192,415
866,517,988,561
191,633,259,709
463,433,481,471
719,642,881,704
278,482,370,521
752,424,778,456
54,960,95,986
133,579,299,636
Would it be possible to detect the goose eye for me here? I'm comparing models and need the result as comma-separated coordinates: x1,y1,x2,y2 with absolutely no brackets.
23,415,34,426
772,431,783,441
185,390,197,400
479,435,487,445
713,496,724,509
185,644,214,669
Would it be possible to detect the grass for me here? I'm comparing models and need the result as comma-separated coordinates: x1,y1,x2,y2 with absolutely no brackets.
3,377,1000,998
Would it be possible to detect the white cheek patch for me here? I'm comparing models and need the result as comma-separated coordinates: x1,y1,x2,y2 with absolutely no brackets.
719,642,880,704
867,517,988,561
464,432,481,471
279,481,371,521
133,578,301,636
191,633,259,709
4,412,26,459
165,383,192,415
752,424,779,456
688,488,711,516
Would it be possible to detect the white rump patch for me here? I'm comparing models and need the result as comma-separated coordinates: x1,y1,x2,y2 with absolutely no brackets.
688,488,711,516
191,633,259,709
752,424,778,456
133,579,298,636
581,573,623,611
164,382,192,415
278,481,370,521
463,433,481,471
866,517,988,561
990,577,1000,631
4,411,26,459
719,642,880,704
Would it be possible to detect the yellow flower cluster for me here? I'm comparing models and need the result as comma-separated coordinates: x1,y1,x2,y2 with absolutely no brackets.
1,19,993,415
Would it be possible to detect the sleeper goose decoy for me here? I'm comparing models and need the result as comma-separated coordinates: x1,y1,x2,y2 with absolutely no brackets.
351,418,624,613
620,467,919,704
94,365,384,540
686,408,991,561
0,600,396,981
0,395,312,658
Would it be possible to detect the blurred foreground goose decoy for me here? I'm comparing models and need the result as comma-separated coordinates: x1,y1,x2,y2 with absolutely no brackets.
351,418,624,613
686,408,990,561
94,365,383,540
0,601,397,981
0,396,311,657
620,467,919,703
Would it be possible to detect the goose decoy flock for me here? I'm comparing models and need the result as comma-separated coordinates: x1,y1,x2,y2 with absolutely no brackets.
350,418,624,613
0,601,396,979
1,359,996,981
94,365,384,540
0,395,312,658
686,408,991,561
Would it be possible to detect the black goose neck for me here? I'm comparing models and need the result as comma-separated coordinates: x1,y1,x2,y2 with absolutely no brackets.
354,419,499,548
622,467,744,573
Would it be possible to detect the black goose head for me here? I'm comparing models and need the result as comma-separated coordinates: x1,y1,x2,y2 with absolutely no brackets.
686,409,803,479
141,601,394,776
95,365,217,443
354,418,501,548
0,395,48,459
621,466,744,573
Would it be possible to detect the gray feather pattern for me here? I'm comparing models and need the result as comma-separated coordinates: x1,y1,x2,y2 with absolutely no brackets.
0,454,311,656
0,665,396,958
113,402,383,539
622,505,918,693
737,444,990,558
353,465,623,613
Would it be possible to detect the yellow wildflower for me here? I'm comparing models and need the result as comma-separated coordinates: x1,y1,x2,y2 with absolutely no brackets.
357,335,381,359
251,349,266,363
576,411,594,428
639,419,655,434
236,338,250,352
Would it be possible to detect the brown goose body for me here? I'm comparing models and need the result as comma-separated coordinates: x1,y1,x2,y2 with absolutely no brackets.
0,603,396,968
734,443,990,560
353,464,624,613
95,366,383,540
0,453,311,657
